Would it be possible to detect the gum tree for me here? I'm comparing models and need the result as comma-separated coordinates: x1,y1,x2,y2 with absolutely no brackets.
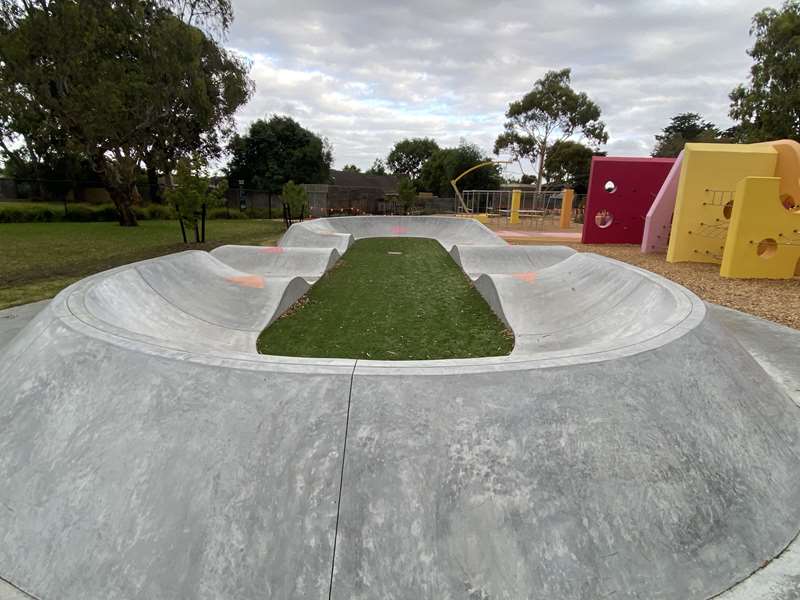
494,68,607,191
0,0,251,226
651,113,726,157
730,0,800,142
544,140,604,194
387,138,439,182
226,116,333,207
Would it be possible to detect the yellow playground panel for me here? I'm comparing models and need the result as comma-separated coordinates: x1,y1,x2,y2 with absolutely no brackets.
758,139,800,205
667,143,778,264
721,175,800,278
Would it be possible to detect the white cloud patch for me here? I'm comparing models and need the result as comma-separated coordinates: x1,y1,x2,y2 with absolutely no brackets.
226,0,775,170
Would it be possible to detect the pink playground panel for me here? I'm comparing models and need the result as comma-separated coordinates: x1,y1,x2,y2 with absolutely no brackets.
581,156,675,245
641,151,684,253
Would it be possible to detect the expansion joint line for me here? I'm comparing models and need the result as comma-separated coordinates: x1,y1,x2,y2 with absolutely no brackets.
0,576,42,600
328,360,357,600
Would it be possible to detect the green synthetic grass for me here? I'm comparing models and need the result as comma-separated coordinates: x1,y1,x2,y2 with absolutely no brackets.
258,237,514,360
0,219,284,309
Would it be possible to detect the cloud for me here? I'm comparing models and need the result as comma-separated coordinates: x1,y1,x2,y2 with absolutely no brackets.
226,0,774,170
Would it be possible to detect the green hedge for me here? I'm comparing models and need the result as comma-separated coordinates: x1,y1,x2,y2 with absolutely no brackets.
0,201,282,223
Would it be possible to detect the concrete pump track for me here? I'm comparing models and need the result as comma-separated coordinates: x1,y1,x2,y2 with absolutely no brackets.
1,216,800,600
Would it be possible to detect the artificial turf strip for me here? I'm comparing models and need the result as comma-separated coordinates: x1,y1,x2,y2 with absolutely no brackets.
258,237,514,360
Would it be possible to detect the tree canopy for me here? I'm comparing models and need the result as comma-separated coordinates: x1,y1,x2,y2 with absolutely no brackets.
651,113,728,157
0,0,252,225
494,68,607,190
225,115,332,195
342,164,361,172
387,137,439,181
419,142,502,197
365,158,388,176
730,0,800,142
161,0,233,35
543,140,604,194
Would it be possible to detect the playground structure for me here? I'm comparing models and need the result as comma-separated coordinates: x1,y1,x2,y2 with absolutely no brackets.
642,151,685,253
450,160,577,231
666,143,777,265
2,215,800,599
660,140,800,278
449,159,511,219
458,188,577,230
581,156,675,244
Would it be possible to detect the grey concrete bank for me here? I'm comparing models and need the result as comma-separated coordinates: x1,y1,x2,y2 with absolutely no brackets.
0,300,48,350
1,216,799,600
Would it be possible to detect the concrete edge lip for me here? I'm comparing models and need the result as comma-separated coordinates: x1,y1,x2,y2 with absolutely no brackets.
41,216,707,376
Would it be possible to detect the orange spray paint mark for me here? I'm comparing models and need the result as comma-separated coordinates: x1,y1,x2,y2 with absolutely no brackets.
259,246,284,254
391,226,409,234
512,272,537,283
225,275,265,289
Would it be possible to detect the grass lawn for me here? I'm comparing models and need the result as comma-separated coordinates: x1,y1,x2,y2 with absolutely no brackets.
258,237,514,360
0,219,285,309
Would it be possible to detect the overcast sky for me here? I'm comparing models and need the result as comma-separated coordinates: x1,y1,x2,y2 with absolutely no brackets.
225,0,774,174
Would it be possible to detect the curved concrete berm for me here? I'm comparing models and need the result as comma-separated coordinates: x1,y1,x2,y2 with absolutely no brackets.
1,216,799,600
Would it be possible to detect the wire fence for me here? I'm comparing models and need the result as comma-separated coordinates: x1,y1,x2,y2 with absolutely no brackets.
459,189,586,228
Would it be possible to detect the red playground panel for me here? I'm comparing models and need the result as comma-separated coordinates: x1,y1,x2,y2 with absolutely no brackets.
581,157,675,244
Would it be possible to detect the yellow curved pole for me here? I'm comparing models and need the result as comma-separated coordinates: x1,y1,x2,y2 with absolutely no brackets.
450,160,512,213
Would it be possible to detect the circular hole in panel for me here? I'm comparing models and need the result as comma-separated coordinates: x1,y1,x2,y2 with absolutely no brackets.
756,238,778,259
780,193,799,213
723,200,733,220
595,210,614,229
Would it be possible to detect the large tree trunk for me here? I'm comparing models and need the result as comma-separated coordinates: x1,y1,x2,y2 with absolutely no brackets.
97,153,140,226
146,162,162,204
536,148,546,192
107,183,140,226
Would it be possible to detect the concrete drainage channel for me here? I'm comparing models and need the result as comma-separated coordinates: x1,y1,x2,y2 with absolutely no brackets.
1,216,800,599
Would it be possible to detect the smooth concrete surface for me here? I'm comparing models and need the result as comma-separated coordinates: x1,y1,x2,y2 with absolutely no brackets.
0,300,49,350
335,317,800,600
210,245,340,281
450,243,576,278
708,305,800,407
2,215,800,599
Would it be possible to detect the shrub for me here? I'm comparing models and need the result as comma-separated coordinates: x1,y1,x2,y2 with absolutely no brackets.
63,205,95,221
245,207,275,219
89,204,119,221
0,206,25,223
146,204,176,220
164,156,227,242
281,181,308,221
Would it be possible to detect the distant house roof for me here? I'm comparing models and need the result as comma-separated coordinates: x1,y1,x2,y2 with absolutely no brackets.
329,170,399,193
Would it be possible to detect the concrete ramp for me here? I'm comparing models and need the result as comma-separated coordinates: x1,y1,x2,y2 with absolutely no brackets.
282,215,506,251
66,251,311,353
279,218,353,253
2,216,799,600
451,244,576,278
473,253,691,356
210,245,340,281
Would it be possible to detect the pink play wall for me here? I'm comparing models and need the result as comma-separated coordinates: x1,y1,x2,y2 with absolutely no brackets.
581,157,676,245
641,151,684,253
